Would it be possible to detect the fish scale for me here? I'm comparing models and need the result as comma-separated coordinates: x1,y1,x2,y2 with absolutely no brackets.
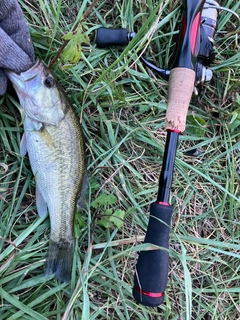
7,60,86,282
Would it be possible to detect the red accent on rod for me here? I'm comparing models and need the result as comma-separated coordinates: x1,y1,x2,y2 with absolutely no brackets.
156,201,169,206
167,129,181,134
190,12,201,54
134,286,164,298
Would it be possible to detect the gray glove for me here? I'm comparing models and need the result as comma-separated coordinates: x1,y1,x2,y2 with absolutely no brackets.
0,0,35,95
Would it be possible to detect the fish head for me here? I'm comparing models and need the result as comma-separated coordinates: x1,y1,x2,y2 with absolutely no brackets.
7,60,67,126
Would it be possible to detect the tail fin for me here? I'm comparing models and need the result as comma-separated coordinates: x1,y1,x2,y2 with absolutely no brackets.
44,238,74,283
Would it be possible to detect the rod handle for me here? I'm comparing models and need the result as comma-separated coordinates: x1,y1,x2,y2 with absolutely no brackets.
95,27,130,48
165,67,195,132
133,202,173,307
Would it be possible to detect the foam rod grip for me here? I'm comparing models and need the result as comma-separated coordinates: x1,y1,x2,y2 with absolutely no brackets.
133,202,173,307
166,67,195,132
95,27,129,48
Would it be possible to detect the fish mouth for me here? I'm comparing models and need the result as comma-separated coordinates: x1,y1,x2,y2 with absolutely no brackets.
6,60,44,93
7,59,43,81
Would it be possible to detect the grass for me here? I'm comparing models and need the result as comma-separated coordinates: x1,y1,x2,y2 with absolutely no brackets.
0,0,240,319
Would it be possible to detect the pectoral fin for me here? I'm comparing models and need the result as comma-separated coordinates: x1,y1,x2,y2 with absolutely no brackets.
20,133,27,156
36,183,48,217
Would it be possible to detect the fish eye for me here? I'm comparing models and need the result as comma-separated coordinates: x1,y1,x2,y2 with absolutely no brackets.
44,76,55,88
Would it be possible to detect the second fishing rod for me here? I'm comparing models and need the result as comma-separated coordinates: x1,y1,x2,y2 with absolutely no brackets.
96,0,221,307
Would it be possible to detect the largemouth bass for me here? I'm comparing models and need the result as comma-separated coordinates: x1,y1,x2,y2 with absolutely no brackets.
7,60,86,282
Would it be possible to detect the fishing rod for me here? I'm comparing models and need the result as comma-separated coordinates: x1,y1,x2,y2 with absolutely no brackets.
95,0,238,307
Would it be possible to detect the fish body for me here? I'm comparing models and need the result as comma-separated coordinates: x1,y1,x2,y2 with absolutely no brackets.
7,60,86,282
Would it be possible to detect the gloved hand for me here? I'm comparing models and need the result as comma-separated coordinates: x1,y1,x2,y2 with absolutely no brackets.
0,0,35,95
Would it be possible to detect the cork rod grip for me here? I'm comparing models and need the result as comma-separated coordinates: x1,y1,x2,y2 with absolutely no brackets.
166,68,195,132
